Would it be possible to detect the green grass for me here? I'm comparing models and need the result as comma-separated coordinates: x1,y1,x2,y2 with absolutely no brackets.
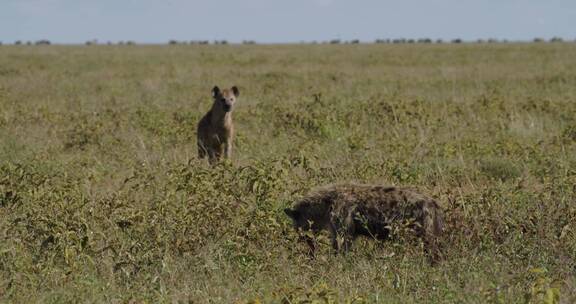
0,43,575,303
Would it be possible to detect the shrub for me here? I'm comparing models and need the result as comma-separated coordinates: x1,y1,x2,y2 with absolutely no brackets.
478,158,521,181
550,37,564,43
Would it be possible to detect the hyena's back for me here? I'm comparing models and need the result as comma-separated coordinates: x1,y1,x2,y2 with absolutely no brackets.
321,184,442,237
287,183,444,261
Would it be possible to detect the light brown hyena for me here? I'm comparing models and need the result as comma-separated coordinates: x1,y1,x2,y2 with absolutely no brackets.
197,86,239,164
284,183,444,263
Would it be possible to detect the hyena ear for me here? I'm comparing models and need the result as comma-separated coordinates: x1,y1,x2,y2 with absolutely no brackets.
231,86,239,97
284,208,299,219
212,86,221,98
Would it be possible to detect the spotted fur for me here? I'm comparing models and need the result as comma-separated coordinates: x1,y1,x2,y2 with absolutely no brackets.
285,183,444,263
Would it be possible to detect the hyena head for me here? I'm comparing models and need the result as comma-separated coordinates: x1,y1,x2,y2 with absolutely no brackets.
285,204,321,254
212,86,239,113
284,202,322,231
284,207,306,230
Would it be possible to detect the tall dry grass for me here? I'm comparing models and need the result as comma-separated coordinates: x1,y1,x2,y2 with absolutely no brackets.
0,43,575,303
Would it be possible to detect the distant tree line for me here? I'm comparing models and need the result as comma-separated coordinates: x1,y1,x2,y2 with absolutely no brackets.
168,40,210,45
2,37,574,46
11,40,51,45
167,40,261,45
371,37,576,44
374,38,463,44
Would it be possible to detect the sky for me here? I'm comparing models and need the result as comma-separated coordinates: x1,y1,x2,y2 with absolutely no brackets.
1,0,575,44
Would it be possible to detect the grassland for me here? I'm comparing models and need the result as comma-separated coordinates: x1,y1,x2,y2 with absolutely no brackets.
0,43,575,303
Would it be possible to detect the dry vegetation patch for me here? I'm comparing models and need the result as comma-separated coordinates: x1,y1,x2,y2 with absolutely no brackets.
0,43,575,303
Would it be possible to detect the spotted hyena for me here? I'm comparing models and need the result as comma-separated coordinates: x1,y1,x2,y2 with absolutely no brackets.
284,183,444,262
197,86,239,164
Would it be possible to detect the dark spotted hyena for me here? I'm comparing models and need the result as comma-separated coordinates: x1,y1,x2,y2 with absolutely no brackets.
284,183,444,262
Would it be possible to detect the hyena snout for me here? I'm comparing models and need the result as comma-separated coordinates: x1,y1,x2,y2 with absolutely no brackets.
215,86,239,113
222,101,232,112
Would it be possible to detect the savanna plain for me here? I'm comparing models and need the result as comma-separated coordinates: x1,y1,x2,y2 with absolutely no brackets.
0,43,575,303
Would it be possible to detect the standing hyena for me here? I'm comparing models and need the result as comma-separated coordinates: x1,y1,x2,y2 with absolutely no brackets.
197,86,239,164
284,183,444,263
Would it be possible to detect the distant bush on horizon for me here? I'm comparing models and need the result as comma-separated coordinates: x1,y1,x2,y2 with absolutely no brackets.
34,39,51,45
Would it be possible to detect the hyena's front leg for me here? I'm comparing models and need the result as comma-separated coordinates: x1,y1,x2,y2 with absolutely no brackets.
328,223,340,252
423,231,443,265
224,138,232,159
207,148,218,165
330,211,355,253
304,235,316,257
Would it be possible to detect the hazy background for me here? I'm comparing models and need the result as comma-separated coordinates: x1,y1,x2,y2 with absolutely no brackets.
1,0,576,43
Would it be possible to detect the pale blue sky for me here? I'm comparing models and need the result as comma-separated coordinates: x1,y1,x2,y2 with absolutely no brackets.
1,0,575,43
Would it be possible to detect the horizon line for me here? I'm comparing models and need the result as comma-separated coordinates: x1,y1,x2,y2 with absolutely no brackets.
2,37,574,46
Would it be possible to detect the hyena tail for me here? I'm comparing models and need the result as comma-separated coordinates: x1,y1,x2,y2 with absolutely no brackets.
423,200,444,264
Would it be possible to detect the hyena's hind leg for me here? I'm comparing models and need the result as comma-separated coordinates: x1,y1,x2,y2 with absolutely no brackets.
207,137,225,164
207,148,223,165
197,138,208,159
207,152,218,165
421,200,444,265
301,234,317,258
